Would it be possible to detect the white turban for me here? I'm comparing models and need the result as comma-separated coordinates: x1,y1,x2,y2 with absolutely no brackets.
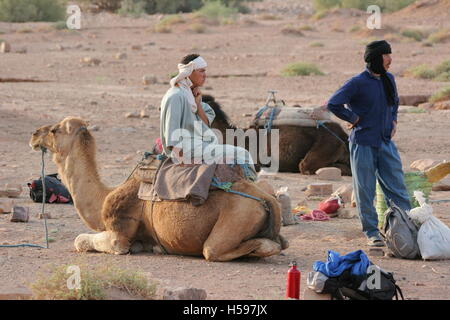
170,56,207,113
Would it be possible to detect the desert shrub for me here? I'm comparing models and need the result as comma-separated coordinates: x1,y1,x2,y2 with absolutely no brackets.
310,42,324,47
117,0,147,17
153,14,185,32
313,0,416,12
281,25,304,36
405,60,450,82
0,0,65,22
405,65,436,80
427,29,450,44
401,28,426,42
430,86,450,103
281,62,325,77
195,1,238,24
30,264,158,300
189,22,206,33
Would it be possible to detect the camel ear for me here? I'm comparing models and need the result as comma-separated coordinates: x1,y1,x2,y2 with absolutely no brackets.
65,121,74,134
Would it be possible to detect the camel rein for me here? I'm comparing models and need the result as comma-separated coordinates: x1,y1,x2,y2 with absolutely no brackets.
0,147,49,249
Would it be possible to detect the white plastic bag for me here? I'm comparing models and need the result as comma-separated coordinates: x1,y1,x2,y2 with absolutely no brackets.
408,191,450,260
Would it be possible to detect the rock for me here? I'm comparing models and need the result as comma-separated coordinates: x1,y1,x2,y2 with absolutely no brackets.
123,154,134,161
0,41,11,53
39,212,51,219
315,167,342,181
15,47,27,54
433,100,450,110
0,288,32,300
368,248,385,257
410,159,441,172
163,287,207,300
88,125,100,132
56,44,65,51
332,184,353,204
131,45,142,51
351,191,356,207
142,75,157,85
242,113,253,117
140,110,150,118
145,104,156,110
81,57,101,66
125,112,140,119
305,183,333,197
0,199,14,214
336,208,355,219
5,183,22,198
418,102,433,110
10,206,29,223
399,95,431,106
115,52,127,60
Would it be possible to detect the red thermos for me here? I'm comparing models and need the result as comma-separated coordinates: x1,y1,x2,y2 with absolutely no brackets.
286,261,301,299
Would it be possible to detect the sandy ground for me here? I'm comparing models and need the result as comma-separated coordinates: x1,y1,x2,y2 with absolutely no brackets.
0,0,449,300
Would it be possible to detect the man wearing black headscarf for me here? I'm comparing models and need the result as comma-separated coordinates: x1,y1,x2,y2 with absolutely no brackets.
327,40,411,247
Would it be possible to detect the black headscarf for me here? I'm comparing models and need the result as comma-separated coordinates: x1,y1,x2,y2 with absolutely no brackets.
364,40,395,106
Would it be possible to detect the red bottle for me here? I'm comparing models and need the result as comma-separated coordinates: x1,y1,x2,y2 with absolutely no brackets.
286,261,301,299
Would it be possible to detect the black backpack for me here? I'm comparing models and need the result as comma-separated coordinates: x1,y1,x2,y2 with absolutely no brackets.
324,267,404,300
27,174,72,204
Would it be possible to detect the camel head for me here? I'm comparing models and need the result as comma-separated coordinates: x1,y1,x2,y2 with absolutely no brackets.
48,117,92,156
29,125,54,152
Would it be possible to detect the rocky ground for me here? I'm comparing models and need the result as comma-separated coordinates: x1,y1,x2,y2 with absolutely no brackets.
0,0,449,300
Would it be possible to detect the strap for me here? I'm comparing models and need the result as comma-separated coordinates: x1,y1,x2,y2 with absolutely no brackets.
316,120,349,149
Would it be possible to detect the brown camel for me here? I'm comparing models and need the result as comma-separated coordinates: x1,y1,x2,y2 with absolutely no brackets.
30,117,288,261
204,95,352,175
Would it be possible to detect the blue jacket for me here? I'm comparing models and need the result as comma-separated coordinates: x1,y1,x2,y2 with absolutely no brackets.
313,250,371,278
327,69,399,147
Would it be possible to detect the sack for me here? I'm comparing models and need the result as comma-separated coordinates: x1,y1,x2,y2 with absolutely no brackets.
27,174,72,204
135,153,163,183
319,195,342,214
382,200,421,260
333,266,403,300
408,191,450,260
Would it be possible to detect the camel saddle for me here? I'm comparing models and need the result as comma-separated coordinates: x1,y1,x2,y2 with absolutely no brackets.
253,105,332,129
136,154,245,206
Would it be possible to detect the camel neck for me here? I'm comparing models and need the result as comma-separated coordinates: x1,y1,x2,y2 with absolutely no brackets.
53,146,110,231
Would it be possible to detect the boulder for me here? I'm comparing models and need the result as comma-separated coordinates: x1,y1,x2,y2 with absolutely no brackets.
399,95,430,106
315,167,342,181
410,159,441,172
125,112,140,119
305,183,333,197
163,287,207,300
115,52,127,60
10,206,29,223
0,199,14,214
140,110,150,118
142,75,157,85
332,184,353,204
0,41,11,53
81,57,101,66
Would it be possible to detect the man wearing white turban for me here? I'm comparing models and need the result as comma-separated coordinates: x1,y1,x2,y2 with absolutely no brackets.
159,54,257,180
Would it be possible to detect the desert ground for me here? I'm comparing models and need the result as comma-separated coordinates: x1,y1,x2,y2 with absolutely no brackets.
0,0,449,300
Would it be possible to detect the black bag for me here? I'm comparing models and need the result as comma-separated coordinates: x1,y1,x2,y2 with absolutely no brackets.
326,267,404,300
27,174,72,204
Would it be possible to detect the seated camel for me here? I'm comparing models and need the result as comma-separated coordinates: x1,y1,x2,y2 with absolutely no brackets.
30,117,288,261
204,95,352,175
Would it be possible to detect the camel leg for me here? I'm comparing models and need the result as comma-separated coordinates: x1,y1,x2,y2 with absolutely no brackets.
204,238,282,262
299,137,345,175
202,194,281,262
75,214,142,255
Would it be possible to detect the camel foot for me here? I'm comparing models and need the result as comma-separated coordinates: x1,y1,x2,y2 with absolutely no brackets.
74,234,94,252
74,231,130,255
247,238,282,258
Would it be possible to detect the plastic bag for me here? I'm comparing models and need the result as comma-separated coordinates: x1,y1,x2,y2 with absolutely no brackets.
408,191,450,260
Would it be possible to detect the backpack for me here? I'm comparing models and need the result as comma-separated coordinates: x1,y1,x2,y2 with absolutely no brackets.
381,199,421,260
308,267,404,300
27,174,72,204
